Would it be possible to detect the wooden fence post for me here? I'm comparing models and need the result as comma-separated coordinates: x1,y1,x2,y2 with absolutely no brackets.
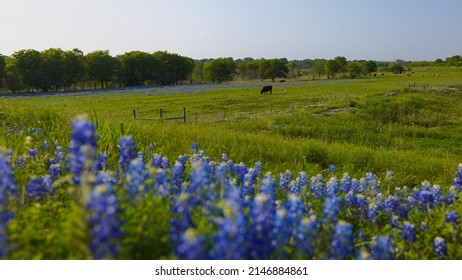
160,108,163,120
183,107,186,123
132,108,137,120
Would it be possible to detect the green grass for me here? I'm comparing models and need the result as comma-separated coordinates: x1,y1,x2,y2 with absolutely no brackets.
2,66,462,188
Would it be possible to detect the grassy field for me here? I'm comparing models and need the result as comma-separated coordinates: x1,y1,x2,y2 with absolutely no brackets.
2,66,462,260
2,66,462,188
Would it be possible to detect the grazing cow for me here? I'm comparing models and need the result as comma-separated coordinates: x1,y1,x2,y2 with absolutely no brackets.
261,85,272,94
279,79,286,82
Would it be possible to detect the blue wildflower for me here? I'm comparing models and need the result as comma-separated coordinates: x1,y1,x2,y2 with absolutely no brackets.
453,164,462,192
95,152,108,171
339,173,351,193
368,202,380,224
49,163,61,180
125,158,150,200
260,173,277,201
171,193,195,248
26,176,54,199
370,235,395,260
330,221,354,259
28,148,38,159
247,194,275,259
221,153,228,162
420,221,429,231
328,164,337,173
16,156,25,168
118,135,137,173
434,237,447,260
295,214,318,258
88,172,121,259
445,210,459,224
176,228,206,259
234,162,247,184
390,215,400,228
148,143,154,152
155,169,170,197
311,174,324,200
279,170,292,194
41,140,49,150
401,222,416,243
326,176,338,197
0,149,17,258
191,142,198,152
323,195,341,223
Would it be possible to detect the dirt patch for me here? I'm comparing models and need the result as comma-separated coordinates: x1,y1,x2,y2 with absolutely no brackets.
317,106,359,116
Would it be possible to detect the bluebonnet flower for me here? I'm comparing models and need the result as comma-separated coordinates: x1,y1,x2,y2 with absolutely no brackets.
54,139,60,147
51,146,65,165
420,221,429,231
323,195,341,223
67,117,98,186
160,157,169,169
155,169,170,197
401,222,416,243
41,140,49,150
247,194,275,259
242,167,260,197
176,228,206,259
118,135,137,173
283,194,304,238
148,143,154,152
289,172,308,195
279,170,292,194
0,149,17,258
232,162,247,184
172,158,187,190
28,148,38,159
328,164,337,173
311,174,324,200
358,173,380,195
434,237,447,260
330,221,354,259
325,176,338,197
260,173,277,201
16,156,25,168
221,153,228,162
26,176,54,199
453,164,462,192
339,173,351,193
210,187,245,260
95,151,108,171
151,154,163,168
368,202,380,224
445,210,459,224
171,193,195,249
49,163,61,180
295,215,318,258
191,142,198,152
390,215,400,228
370,235,395,260
88,172,121,259
125,158,150,200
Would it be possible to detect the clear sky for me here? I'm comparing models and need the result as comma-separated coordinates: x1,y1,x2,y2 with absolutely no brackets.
1,0,461,61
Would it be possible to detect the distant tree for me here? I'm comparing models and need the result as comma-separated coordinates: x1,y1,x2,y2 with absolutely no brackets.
258,58,288,82
364,60,378,75
334,56,348,75
85,50,117,89
203,57,236,83
389,62,405,74
445,55,462,66
154,51,194,85
13,49,46,91
325,59,340,79
63,48,85,90
347,61,365,78
4,59,24,93
192,60,206,82
0,55,5,89
118,51,157,86
287,61,302,78
41,48,66,91
311,59,325,79
435,58,444,64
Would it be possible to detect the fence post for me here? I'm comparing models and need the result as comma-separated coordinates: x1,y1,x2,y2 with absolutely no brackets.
160,108,163,121
132,108,137,120
183,107,186,123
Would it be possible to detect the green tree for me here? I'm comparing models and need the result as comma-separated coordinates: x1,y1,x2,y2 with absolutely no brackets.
258,58,288,82
389,62,405,74
85,50,117,89
203,57,236,83
364,60,378,76
445,55,462,66
153,51,194,85
0,55,5,89
13,49,46,91
325,59,340,79
347,61,365,78
41,48,66,92
118,51,157,86
63,49,85,90
311,59,325,79
334,56,348,75
4,59,24,93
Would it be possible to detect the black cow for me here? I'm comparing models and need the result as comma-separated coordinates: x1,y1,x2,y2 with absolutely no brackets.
260,85,272,94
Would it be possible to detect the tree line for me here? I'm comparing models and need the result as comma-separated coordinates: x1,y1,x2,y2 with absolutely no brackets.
1,49,462,93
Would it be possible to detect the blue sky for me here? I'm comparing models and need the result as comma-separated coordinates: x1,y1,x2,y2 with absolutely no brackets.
2,0,461,61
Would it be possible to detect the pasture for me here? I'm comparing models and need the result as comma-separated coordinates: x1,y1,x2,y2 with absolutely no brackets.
1,66,462,259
